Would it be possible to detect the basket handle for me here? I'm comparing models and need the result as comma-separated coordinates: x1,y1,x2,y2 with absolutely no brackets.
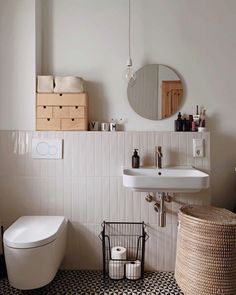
145,232,149,241
98,232,103,241
98,221,105,240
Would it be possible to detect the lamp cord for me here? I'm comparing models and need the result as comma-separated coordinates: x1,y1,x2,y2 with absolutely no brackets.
128,0,131,59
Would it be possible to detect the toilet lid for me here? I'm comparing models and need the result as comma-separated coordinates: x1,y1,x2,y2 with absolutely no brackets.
3,216,66,249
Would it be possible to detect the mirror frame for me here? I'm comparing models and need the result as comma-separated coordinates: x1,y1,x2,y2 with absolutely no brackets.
127,64,185,120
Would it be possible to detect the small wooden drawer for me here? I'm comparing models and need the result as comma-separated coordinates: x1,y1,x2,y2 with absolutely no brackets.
37,93,87,106
36,118,60,131
61,118,87,131
53,106,69,118
37,106,53,118
69,106,85,118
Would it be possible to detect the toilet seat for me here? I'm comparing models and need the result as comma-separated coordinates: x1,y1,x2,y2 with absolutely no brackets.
4,216,66,249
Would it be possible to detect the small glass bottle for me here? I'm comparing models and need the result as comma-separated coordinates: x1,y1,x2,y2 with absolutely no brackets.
132,149,140,168
175,112,183,131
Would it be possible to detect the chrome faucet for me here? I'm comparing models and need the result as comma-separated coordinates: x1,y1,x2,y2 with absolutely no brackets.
155,146,163,169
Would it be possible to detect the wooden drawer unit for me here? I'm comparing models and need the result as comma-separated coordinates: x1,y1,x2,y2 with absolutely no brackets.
61,118,86,130
53,106,69,118
36,92,88,131
37,106,53,118
36,118,60,131
37,93,87,106
69,106,85,118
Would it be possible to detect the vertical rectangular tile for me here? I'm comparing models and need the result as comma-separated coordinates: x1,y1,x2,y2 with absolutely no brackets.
94,177,103,224
77,177,87,223
101,133,110,176
109,177,118,220
125,189,133,222
140,192,149,223
162,132,171,167
94,132,102,176
102,177,110,221
193,132,203,169
77,133,88,177
148,193,158,224
187,132,195,166
164,225,173,271
202,132,210,172
86,132,95,177
86,177,95,223
139,132,148,167
146,224,158,271
47,177,56,215
54,132,64,178
55,177,65,216
133,191,141,222
170,132,180,166
72,133,80,177
63,178,72,220
178,132,187,165
63,132,73,177
109,133,117,176
117,132,125,175
147,132,155,166
118,177,126,221
124,132,133,167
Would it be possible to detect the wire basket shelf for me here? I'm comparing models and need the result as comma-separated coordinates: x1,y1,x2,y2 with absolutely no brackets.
99,221,149,280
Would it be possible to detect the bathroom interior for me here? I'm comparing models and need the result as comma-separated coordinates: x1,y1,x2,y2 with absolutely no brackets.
0,0,236,294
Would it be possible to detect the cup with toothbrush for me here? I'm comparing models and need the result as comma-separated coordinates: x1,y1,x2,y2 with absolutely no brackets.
198,109,206,132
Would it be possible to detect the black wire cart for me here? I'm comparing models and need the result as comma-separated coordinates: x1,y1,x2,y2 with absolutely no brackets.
99,221,149,280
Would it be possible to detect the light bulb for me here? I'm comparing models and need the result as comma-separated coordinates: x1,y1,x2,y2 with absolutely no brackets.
123,57,136,84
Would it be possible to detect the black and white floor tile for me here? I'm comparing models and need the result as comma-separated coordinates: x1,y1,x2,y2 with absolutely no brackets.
0,270,184,295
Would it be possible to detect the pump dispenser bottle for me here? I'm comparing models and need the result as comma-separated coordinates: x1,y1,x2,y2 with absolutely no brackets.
132,149,140,168
175,112,183,131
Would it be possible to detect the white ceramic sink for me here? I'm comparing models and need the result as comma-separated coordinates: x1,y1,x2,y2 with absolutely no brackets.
123,166,209,193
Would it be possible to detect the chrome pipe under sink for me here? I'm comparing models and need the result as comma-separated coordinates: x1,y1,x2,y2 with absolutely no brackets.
158,193,166,227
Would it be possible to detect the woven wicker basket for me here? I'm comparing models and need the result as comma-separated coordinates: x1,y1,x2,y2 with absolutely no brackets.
175,205,236,295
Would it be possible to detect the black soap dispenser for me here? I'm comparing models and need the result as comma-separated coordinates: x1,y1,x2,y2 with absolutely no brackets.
132,149,140,168
175,112,183,131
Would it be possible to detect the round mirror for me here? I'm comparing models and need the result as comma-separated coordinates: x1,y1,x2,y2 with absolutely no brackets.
127,64,184,120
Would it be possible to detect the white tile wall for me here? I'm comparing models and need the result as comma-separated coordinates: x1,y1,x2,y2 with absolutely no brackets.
0,131,210,271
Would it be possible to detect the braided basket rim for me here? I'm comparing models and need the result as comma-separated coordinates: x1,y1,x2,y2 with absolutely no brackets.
179,205,236,226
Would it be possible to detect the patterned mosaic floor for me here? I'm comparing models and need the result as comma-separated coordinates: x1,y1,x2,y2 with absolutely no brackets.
0,270,184,295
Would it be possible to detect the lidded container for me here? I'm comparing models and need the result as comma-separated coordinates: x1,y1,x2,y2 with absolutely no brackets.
175,205,236,295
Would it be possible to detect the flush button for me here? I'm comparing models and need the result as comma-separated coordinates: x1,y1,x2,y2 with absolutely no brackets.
32,139,63,159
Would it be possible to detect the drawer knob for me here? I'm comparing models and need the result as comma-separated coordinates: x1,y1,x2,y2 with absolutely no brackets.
75,106,78,109
43,106,46,109
59,106,62,109
47,118,50,121
72,118,74,121
59,93,62,96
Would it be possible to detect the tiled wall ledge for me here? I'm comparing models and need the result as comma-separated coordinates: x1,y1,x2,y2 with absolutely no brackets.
0,131,210,271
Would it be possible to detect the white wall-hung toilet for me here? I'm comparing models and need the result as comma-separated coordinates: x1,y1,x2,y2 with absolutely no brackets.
3,216,67,290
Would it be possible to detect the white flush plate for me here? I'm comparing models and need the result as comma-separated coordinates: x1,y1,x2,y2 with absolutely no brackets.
32,139,63,159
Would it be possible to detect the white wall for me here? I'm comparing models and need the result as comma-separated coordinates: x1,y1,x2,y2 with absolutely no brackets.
0,1,235,209
0,0,35,130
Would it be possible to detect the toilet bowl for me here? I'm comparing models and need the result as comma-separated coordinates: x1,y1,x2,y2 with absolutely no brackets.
3,216,67,290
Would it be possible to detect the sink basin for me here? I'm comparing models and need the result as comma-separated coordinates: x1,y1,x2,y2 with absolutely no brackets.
123,166,209,193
